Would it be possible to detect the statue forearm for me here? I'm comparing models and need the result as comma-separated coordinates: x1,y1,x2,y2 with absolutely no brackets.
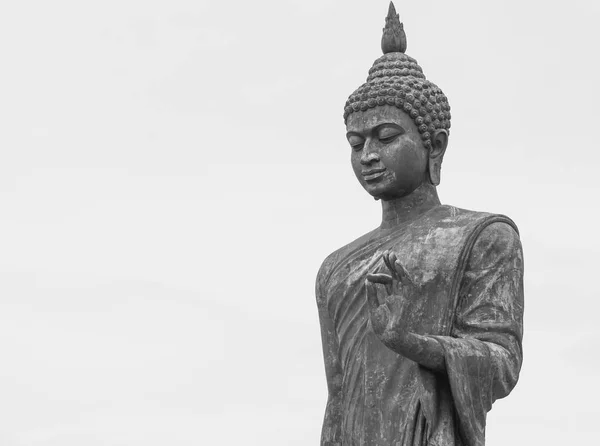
381,330,446,372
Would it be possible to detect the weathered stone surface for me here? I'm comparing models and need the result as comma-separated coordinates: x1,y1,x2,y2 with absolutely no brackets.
316,3,524,445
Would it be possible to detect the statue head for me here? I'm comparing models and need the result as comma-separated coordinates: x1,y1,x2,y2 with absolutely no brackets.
344,2,451,201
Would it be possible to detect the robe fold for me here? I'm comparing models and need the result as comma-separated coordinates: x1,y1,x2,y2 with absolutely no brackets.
316,205,524,446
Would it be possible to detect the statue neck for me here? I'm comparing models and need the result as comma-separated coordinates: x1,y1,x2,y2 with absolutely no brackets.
380,183,441,230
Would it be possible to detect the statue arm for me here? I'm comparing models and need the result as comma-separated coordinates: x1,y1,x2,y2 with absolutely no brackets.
370,222,523,381
316,266,343,445
429,222,524,444
381,330,446,372
378,222,523,377
435,222,524,397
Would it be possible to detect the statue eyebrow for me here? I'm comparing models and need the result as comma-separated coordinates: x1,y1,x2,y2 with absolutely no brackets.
346,122,404,138
346,131,365,139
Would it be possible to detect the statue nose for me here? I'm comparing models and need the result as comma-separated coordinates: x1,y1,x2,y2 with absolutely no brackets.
361,143,381,165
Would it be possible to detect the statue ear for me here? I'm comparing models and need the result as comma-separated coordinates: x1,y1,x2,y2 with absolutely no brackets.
428,129,448,186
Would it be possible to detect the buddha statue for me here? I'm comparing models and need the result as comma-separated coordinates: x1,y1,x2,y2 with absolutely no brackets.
315,3,524,445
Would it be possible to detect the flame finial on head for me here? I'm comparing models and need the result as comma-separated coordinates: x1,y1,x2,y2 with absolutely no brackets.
381,2,406,54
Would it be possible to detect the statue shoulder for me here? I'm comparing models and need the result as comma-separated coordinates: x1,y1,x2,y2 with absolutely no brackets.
467,221,523,272
436,204,523,272
434,204,520,235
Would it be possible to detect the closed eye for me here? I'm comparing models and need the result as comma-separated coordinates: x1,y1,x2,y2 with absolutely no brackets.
347,135,365,151
377,124,404,145
379,134,400,144
378,129,403,144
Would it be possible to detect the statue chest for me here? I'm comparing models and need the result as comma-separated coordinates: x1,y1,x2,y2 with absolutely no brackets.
326,227,460,346
323,206,512,340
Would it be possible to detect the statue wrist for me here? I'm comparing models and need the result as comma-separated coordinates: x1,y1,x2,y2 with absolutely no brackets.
381,326,412,353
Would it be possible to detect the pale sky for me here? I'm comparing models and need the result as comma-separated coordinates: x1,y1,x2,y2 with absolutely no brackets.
0,0,599,444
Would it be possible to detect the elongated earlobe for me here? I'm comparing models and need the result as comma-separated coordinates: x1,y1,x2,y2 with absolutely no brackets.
428,129,448,186
429,159,442,186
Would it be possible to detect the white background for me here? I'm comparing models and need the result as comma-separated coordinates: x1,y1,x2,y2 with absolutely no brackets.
0,0,598,444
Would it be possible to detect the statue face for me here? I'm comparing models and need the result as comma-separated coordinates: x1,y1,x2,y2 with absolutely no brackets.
346,105,429,200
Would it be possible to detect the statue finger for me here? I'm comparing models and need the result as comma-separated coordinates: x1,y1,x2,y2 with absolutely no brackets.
366,273,393,285
365,279,381,310
388,251,398,267
368,272,393,295
394,260,414,286
382,251,399,279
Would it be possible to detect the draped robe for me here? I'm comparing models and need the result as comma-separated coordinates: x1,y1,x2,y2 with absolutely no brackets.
316,205,524,446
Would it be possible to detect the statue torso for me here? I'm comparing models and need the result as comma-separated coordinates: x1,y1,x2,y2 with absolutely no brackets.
317,205,517,445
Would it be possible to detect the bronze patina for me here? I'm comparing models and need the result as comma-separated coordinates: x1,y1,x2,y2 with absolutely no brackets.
316,3,524,445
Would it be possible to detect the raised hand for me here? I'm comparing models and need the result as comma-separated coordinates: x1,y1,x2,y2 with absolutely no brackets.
365,250,420,348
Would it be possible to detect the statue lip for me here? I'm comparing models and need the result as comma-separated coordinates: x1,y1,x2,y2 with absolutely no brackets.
362,167,386,181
